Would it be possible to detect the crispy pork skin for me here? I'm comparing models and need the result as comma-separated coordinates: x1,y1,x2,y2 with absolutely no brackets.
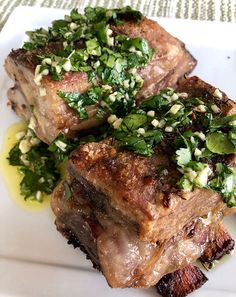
5,17,196,143
51,181,222,288
156,265,208,297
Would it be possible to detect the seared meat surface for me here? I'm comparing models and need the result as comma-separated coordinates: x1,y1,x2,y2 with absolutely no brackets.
68,138,227,243
156,224,235,297
200,223,235,265
5,16,196,143
52,181,222,288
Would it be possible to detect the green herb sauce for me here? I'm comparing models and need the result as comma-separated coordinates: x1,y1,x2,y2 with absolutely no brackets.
109,88,236,207
23,6,154,119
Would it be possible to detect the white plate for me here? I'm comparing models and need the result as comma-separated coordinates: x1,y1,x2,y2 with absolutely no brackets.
0,6,236,297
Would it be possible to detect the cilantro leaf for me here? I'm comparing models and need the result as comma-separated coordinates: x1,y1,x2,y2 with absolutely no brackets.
140,92,170,110
120,114,148,132
86,38,102,56
176,147,192,167
206,131,236,154
117,135,153,156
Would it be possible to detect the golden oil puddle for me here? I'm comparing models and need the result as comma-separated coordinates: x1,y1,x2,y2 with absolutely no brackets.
0,121,50,211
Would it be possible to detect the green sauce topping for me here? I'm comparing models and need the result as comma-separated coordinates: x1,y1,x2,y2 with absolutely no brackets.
110,88,236,207
23,7,154,119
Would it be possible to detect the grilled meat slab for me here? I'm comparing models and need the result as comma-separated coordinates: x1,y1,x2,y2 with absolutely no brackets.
67,76,236,243
51,181,223,288
51,76,236,291
5,17,196,143
112,17,196,101
50,76,236,293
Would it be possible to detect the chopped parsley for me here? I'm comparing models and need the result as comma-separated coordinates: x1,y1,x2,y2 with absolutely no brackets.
24,7,153,119
209,163,236,207
7,130,76,201
8,130,60,201
58,88,102,119
8,126,109,202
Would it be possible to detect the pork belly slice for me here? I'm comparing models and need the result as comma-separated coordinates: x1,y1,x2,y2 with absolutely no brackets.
51,180,223,288
67,76,236,243
5,17,196,143
156,265,208,297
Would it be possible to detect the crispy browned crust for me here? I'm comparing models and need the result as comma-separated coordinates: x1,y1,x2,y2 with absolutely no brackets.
156,265,208,297
52,182,102,270
200,223,235,265
69,139,226,243
7,43,60,73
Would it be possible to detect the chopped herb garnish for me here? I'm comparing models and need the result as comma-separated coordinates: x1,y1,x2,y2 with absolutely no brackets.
208,163,236,207
58,87,102,119
48,133,79,164
8,131,59,201
8,125,109,202
107,88,236,207
206,131,236,154
14,7,236,209
176,147,192,167
23,7,153,119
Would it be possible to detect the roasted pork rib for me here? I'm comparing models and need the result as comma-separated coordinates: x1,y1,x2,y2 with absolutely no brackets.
5,17,196,143
65,76,236,244
51,77,236,293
